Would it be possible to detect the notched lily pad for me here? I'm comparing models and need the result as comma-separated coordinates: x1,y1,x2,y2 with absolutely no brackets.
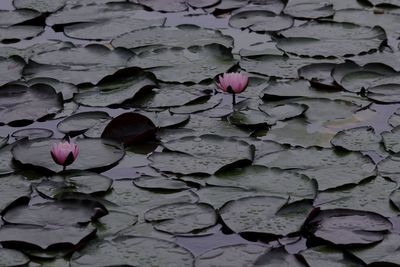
307,209,392,246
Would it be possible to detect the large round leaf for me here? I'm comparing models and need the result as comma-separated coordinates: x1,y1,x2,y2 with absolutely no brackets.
220,196,313,235
0,174,31,214
12,138,125,173
331,126,382,152
70,236,194,266
307,209,392,246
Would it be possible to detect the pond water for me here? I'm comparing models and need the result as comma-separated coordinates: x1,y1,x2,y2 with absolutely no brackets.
1,0,400,266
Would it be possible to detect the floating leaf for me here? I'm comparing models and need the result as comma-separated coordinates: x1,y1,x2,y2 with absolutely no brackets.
382,126,400,153
0,56,25,87
0,248,30,267
300,246,364,267
57,111,111,136
0,174,31,214
254,247,305,267
331,126,382,152
284,2,334,19
229,9,293,32
13,0,67,13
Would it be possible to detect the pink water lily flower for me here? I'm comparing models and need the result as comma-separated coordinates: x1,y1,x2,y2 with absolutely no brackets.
216,72,249,105
50,140,79,170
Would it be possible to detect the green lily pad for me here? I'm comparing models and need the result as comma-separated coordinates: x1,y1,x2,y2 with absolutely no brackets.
277,21,385,57
94,210,138,238
150,135,253,175
13,0,67,13
25,44,132,85
0,25,44,43
300,246,364,267
0,248,30,267
12,138,125,173
284,2,334,19
0,174,31,214
208,165,316,201
0,144,16,175
142,111,190,128
133,176,190,191
195,244,268,267
256,147,376,191
112,25,233,49
307,209,392,246
70,236,193,266
127,44,236,83
36,171,113,199
331,126,382,152
298,63,338,89
220,196,313,235
348,233,400,265
144,203,217,234
254,247,306,267
0,84,62,126
11,128,53,141
3,199,107,226
0,56,25,87
228,110,276,128
57,111,111,136
76,68,156,107
0,135,8,149
0,224,96,250
259,103,308,121
229,9,293,32
382,126,400,153
315,176,398,217
0,9,41,26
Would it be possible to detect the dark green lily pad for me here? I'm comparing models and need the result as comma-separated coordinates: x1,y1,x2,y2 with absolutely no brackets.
101,112,156,146
0,224,96,250
0,84,62,126
94,210,138,238
367,83,400,104
229,9,293,32
331,126,382,152
298,63,338,89
208,165,316,201
104,179,198,218
0,9,41,27
112,25,233,49
12,138,125,173
307,209,392,246
259,103,308,121
220,196,313,235
170,95,222,115
25,45,132,85
133,176,189,191
240,55,338,78
127,44,236,83
150,135,253,175
382,126,400,153
57,111,111,136
70,236,193,266
0,25,44,43
0,144,16,175
142,111,190,128
65,16,165,41
277,21,386,57
300,246,364,267
256,147,376,191
76,68,156,107
0,56,25,87
0,174,31,214
254,247,305,267
284,2,334,19
13,0,67,13
377,154,400,179
3,199,107,226
36,171,113,199
0,248,30,267
228,110,276,128
195,244,268,267
19,77,78,101
315,176,398,217
348,233,400,265
144,202,217,234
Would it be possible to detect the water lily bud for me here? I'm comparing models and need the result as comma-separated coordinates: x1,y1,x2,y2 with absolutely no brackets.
216,72,249,94
50,140,79,168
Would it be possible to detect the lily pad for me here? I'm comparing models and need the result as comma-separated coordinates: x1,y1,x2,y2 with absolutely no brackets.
259,103,308,121
0,9,41,27
0,145,17,175
127,44,236,83
0,56,25,87
70,236,193,266
0,174,31,214
0,84,62,126
300,246,364,267
0,248,30,267
228,110,277,128
94,210,138,238
307,209,392,246
0,25,44,43
254,247,305,267
76,68,156,107
133,176,190,191
220,196,313,235
284,2,334,19
255,147,376,191
229,9,293,32
277,21,386,57
12,138,125,173
382,126,400,153
330,126,382,152
195,244,268,267
57,111,111,136
315,176,398,217
36,171,113,199
112,25,233,49
144,203,217,234
13,0,67,13
101,112,157,146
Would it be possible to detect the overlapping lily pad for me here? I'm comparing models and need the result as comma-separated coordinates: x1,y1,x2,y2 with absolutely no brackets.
12,138,125,173
300,246,364,267
0,174,31,214
57,111,111,136
229,9,293,32
0,56,25,87
13,0,67,13
331,126,382,152
0,248,30,267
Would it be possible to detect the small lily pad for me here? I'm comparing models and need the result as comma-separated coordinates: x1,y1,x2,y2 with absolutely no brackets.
57,111,112,136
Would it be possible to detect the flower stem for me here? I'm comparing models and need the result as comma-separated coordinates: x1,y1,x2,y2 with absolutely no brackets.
63,165,66,172
232,93,236,106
